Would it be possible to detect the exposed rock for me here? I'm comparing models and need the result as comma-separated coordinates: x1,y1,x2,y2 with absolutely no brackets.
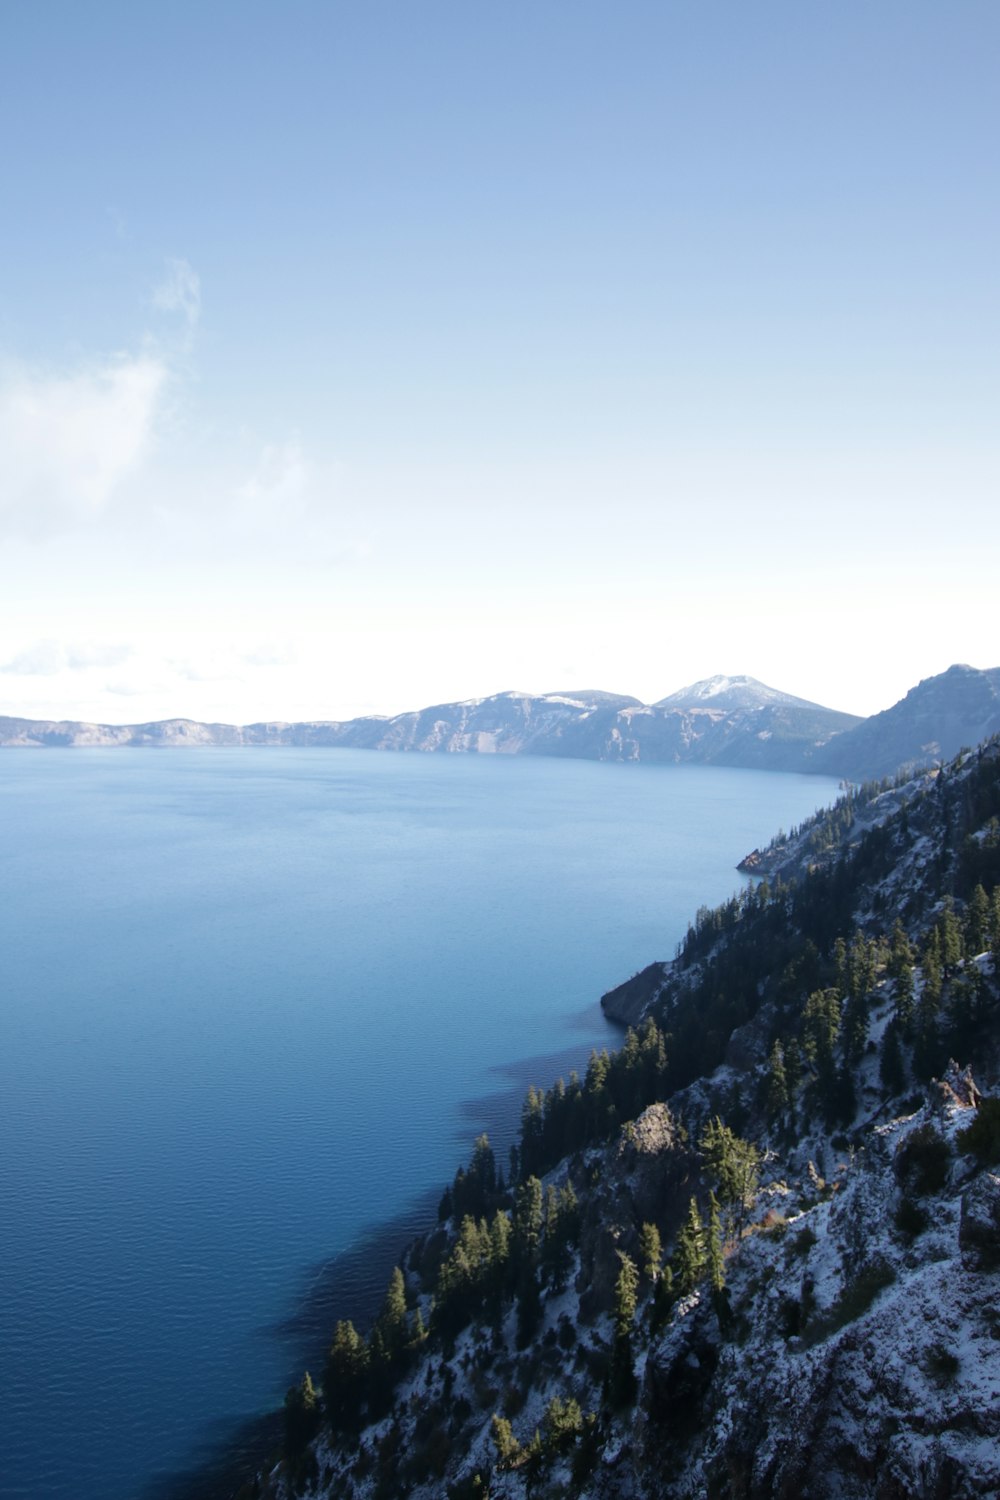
601,963,668,1026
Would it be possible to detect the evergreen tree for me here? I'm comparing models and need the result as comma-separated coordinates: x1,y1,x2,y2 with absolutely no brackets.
651,1263,675,1332
284,1371,320,1462
988,887,1000,978
891,927,916,1033
607,1251,639,1406
699,1117,760,1232
879,1019,906,1095
514,1176,543,1264
638,1221,662,1284
915,934,944,1079
803,987,842,1119
783,1036,803,1101
491,1414,521,1468
706,1191,732,1331
673,1197,706,1295
324,1320,368,1433
937,897,964,976
965,884,991,956
706,1192,725,1295
375,1265,408,1364
543,1394,584,1453
763,1040,789,1122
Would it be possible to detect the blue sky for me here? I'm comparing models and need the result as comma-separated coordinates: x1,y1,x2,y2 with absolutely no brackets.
1,2,997,723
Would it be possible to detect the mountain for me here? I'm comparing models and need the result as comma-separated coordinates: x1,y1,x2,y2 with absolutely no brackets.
655,673,827,712
0,683,861,773
256,734,1000,1500
4,666,1000,784
811,663,1000,782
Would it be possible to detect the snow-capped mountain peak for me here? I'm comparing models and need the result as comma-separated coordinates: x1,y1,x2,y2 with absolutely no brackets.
655,674,829,712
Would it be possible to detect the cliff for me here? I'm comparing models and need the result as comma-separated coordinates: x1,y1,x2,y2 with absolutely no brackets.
6,666,1000,784
251,733,1000,1500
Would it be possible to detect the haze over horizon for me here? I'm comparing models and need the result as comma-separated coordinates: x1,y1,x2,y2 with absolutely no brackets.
2,3,997,726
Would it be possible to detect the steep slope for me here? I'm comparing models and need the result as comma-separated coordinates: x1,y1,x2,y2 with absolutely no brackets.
811,664,1000,782
257,735,1000,1500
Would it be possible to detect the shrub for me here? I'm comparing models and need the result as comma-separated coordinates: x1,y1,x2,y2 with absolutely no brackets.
895,1123,951,1196
925,1343,960,1382
790,1225,817,1257
894,1196,929,1240
502,1383,526,1418
957,1097,1000,1165
778,1295,802,1338
760,1210,789,1239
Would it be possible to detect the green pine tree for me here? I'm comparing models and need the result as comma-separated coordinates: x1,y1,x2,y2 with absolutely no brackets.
673,1197,706,1295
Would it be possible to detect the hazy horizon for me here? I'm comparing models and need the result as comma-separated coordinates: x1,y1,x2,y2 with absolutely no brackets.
2,3,997,724
3,663,992,729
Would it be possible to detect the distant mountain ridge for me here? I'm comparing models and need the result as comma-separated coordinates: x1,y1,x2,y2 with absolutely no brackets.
3,665,1000,783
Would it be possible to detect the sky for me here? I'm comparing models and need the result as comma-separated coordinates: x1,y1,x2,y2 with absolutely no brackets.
1,1,997,725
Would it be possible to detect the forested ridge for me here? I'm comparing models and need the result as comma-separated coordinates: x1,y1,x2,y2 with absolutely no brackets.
258,735,1000,1500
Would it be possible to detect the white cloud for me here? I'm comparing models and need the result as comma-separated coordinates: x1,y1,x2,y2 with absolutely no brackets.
0,354,166,534
1,639,65,675
1,639,132,675
152,257,201,331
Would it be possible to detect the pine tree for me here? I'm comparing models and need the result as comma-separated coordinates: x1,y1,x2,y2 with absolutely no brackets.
491,1414,521,1468
324,1320,368,1433
706,1191,732,1331
783,1036,803,1101
651,1263,675,1331
284,1371,320,1461
764,1040,789,1122
607,1251,639,1406
638,1221,662,1283
965,884,991,956
937,897,964,976
514,1176,543,1264
879,1019,906,1096
375,1265,408,1363
891,922,916,1033
706,1192,725,1295
673,1197,706,1295
699,1117,760,1232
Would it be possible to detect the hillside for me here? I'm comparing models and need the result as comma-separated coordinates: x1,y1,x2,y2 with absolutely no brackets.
254,734,1000,1500
5,666,1000,783
811,664,1000,782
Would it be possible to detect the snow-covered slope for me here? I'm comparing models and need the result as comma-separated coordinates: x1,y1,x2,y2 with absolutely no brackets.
252,734,1000,1500
655,673,833,713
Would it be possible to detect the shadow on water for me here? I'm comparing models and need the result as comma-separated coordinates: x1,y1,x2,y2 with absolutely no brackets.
143,1006,621,1500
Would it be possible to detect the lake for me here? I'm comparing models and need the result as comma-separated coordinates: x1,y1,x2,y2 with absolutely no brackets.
0,749,838,1499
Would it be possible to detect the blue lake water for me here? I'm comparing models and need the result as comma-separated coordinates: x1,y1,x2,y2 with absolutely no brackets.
0,749,838,1499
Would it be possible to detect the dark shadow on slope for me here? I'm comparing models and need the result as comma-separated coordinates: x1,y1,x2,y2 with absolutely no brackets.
455,1002,624,1155
142,1005,619,1500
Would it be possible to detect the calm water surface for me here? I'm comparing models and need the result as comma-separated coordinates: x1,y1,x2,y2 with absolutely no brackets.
0,749,838,1499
